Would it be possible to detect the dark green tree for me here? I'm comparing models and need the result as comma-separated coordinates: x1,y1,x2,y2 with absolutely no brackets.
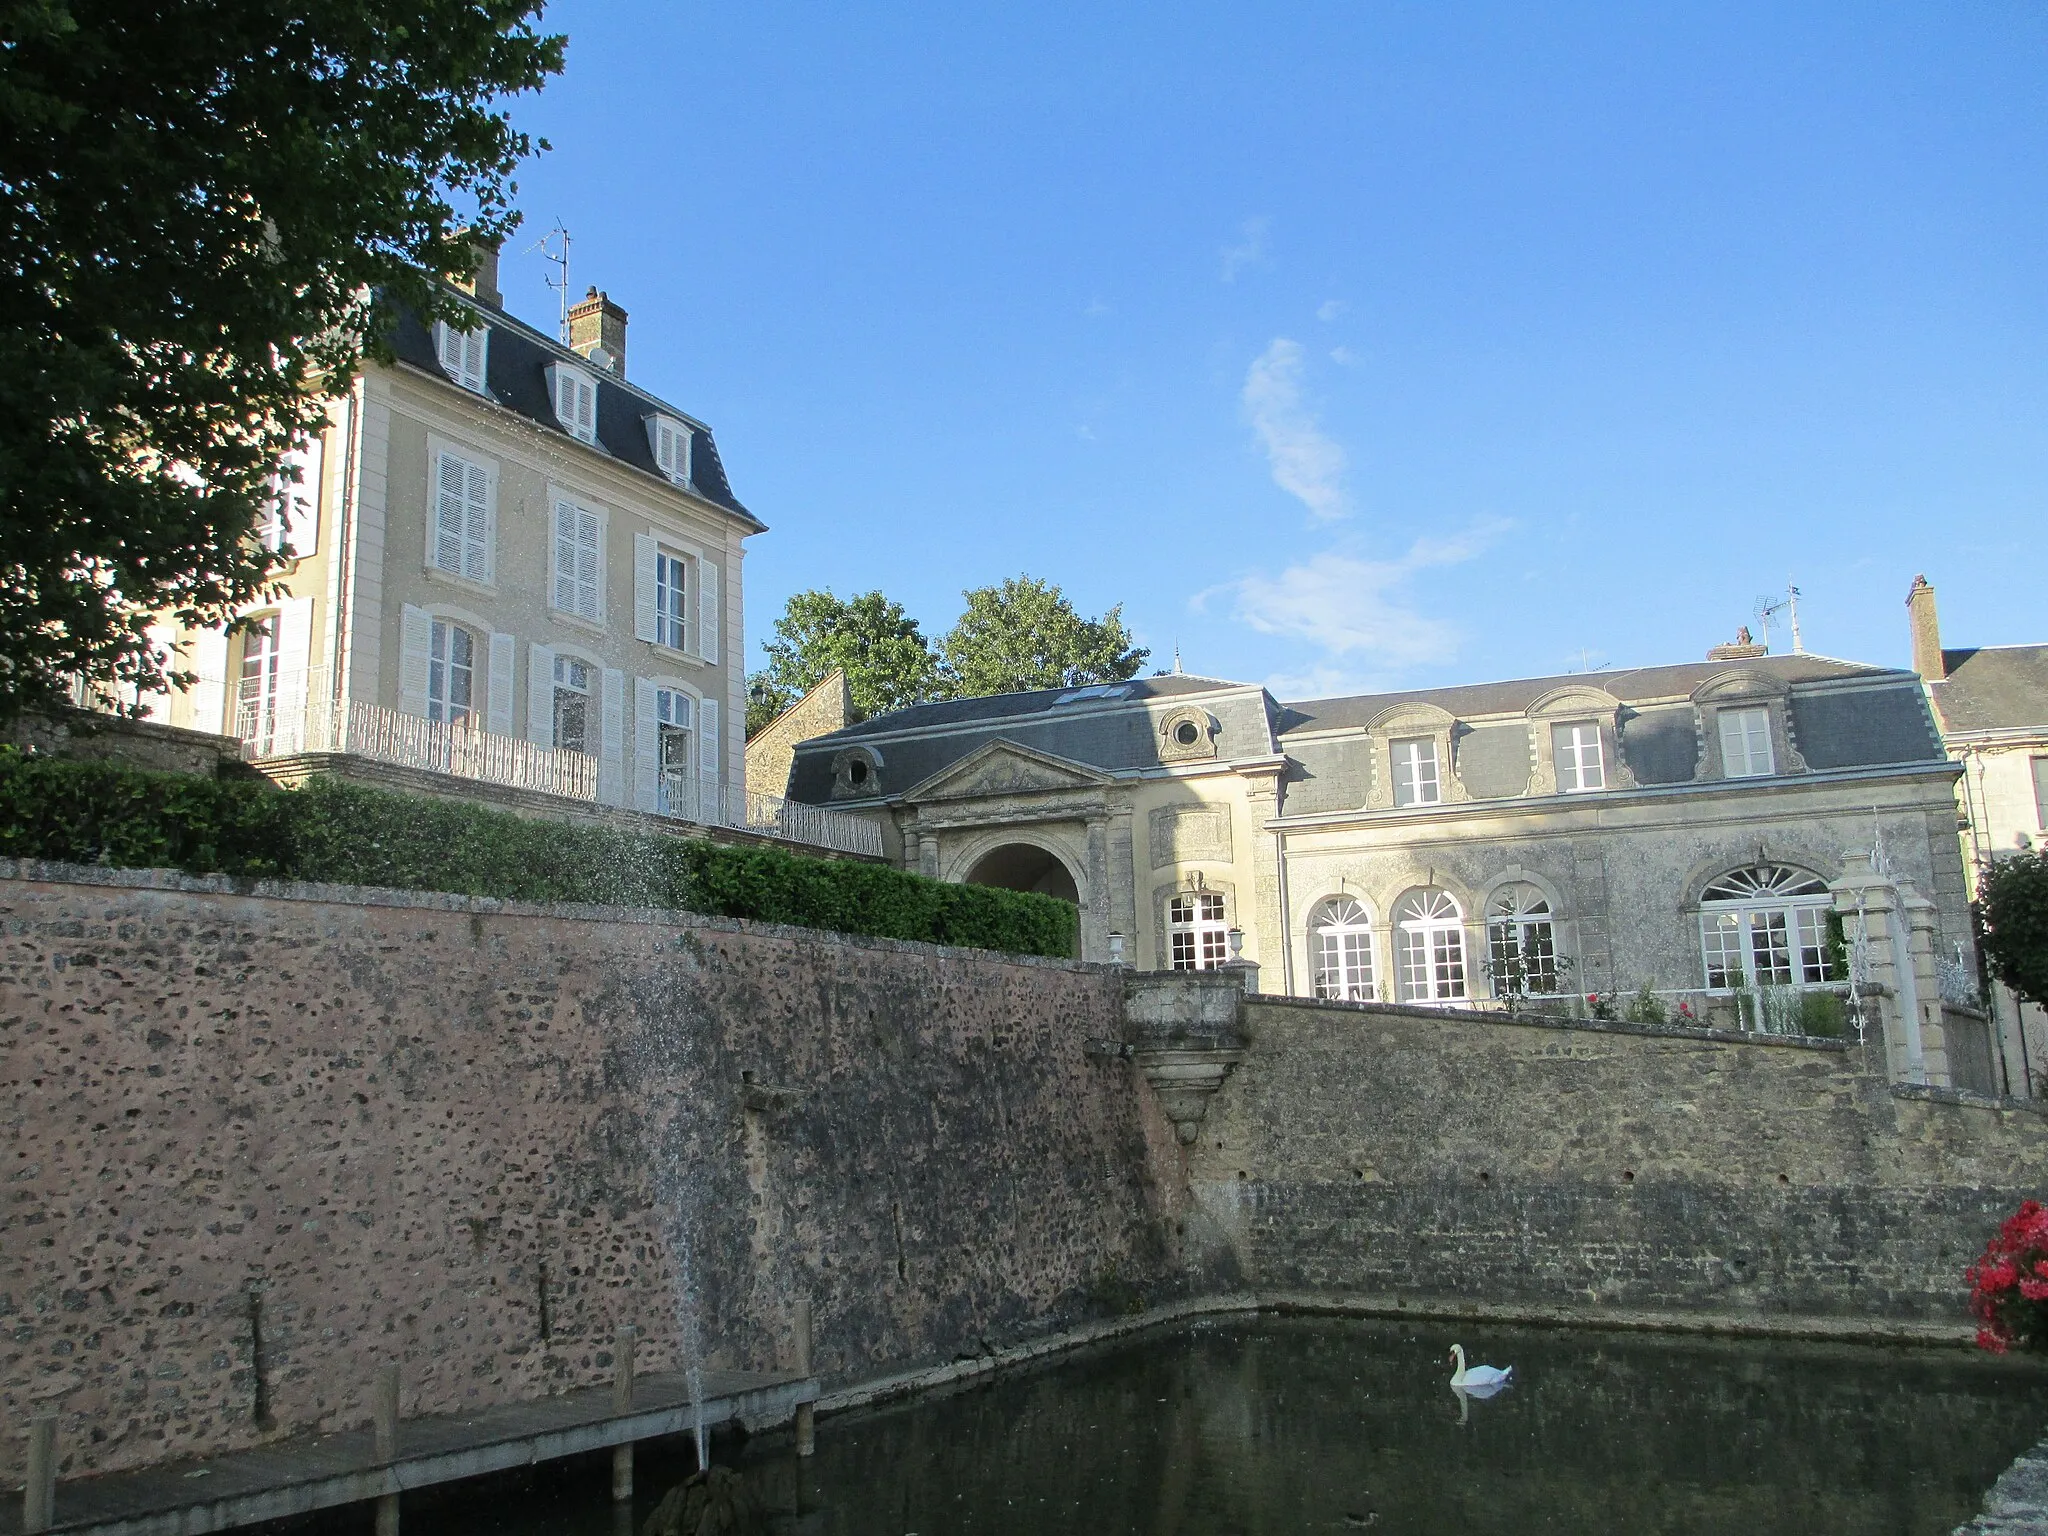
1979,851,2048,1011
939,575,1149,698
749,589,948,735
0,0,564,721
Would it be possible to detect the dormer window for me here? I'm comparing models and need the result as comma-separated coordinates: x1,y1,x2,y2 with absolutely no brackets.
646,415,693,486
1553,722,1605,792
1391,737,1441,806
434,319,488,394
1718,706,1775,777
548,362,598,443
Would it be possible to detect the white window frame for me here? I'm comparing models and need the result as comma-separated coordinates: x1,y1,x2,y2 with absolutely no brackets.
646,415,693,486
1486,885,1560,997
654,687,696,818
1169,891,1229,971
1554,722,1605,793
655,548,689,652
237,614,282,757
429,444,495,586
427,618,478,728
1698,865,1833,990
1391,737,1441,807
1309,896,1377,1002
549,493,605,624
551,652,595,755
1393,888,1468,1003
434,318,489,394
1718,706,1775,778
548,362,599,443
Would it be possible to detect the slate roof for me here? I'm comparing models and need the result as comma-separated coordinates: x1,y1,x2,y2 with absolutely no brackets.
809,674,1246,743
1275,654,1884,736
1930,646,2048,735
387,298,761,529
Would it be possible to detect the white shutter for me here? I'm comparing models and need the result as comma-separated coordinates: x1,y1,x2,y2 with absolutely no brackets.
190,628,229,736
576,377,596,440
282,436,322,559
398,604,432,718
698,558,720,663
698,697,720,813
647,417,672,475
552,500,576,611
600,667,626,806
462,329,487,392
487,632,515,735
276,597,314,752
528,644,556,746
576,510,601,619
633,532,658,643
634,678,660,812
434,453,466,573
462,460,490,583
673,425,692,486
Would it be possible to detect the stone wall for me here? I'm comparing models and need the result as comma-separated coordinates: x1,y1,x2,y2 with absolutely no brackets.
1188,994,2048,1318
0,864,1176,1484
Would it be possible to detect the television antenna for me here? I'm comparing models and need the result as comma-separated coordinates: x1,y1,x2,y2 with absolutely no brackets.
528,220,572,343
1753,580,1804,655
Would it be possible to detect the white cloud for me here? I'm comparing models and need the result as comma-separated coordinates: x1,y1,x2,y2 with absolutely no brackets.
1220,216,1269,281
1199,521,1512,680
1328,345,1359,367
1316,299,1347,321
1241,338,1348,523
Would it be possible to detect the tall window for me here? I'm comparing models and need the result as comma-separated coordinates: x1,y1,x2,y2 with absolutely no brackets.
1393,888,1467,1003
433,451,491,582
237,615,280,755
1718,706,1774,778
428,620,476,728
1487,885,1559,997
1391,737,1441,807
1553,722,1605,792
1169,891,1229,971
655,688,694,818
1310,897,1376,1001
655,551,689,651
553,655,592,754
1699,864,1833,989
551,365,597,442
650,417,692,485
2032,755,2048,829
553,500,602,620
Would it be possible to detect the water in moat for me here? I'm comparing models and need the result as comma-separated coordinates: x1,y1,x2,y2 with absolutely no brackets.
412,1316,2048,1536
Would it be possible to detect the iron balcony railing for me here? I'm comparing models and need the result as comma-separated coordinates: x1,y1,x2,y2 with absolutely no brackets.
657,770,884,857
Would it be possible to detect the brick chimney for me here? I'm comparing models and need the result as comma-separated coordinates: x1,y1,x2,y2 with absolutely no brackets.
1906,574,1945,681
452,234,502,308
567,287,627,376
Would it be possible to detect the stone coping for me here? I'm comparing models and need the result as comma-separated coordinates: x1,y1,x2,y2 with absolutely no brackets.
0,858,1105,978
1247,990,1854,1052
1894,1082,2048,1118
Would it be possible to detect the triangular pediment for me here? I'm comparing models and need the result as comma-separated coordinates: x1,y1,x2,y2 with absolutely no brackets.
901,738,1115,803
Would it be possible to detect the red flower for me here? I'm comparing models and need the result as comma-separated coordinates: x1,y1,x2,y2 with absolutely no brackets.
1968,1199,2048,1354
2022,1279,2048,1303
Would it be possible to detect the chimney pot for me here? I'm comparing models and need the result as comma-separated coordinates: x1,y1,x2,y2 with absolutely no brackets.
1906,574,1945,681
567,287,628,376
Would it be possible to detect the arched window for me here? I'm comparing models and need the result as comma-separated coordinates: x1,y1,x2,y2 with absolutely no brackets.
654,688,694,818
1309,897,1376,1001
1169,891,1229,971
1699,864,1834,989
1393,888,1467,1003
427,618,477,728
1487,885,1559,998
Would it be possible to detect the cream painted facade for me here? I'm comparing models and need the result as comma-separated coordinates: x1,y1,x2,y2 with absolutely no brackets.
140,277,759,816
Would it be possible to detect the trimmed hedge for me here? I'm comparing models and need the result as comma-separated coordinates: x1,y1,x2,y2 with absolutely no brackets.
0,752,1077,959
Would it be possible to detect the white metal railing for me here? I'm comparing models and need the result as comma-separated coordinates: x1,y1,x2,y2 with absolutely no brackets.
238,692,599,802
658,771,883,857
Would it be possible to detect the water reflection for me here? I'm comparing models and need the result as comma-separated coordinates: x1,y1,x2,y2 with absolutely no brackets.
411,1318,2048,1536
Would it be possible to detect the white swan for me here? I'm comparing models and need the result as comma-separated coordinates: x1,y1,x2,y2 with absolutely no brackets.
1448,1344,1513,1390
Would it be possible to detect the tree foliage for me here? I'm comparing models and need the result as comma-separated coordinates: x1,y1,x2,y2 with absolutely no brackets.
749,589,947,734
939,575,1150,698
1979,851,2048,1010
0,0,564,721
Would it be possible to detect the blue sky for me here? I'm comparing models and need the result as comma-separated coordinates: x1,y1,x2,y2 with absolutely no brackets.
498,2,2047,698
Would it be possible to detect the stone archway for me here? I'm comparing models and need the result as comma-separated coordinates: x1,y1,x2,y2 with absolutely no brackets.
963,842,1081,905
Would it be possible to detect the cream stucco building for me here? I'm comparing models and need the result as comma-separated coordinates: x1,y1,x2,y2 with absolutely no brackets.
133,251,766,826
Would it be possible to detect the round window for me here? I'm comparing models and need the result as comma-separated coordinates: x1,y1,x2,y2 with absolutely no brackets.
1173,720,1201,746
847,759,870,785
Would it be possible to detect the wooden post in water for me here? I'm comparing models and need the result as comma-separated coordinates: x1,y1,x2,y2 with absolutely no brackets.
373,1363,401,1536
793,1297,815,1458
610,1326,637,1502
23,1416,57,1535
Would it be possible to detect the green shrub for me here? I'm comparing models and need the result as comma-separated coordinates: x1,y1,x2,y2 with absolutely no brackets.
1622,983,1667,1025
0,752,1077,959
1796,988,1848,1038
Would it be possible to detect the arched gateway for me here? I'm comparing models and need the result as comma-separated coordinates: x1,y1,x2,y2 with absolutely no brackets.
963,842,1081,905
